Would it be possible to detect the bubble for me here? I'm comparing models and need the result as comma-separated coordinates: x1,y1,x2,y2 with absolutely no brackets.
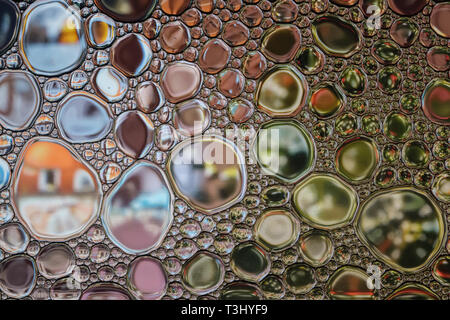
182,252,224,295
36,243,75,279
127,256,167,300
432,173,450,203
387,0,428,16
56,92,113,144
309,82,346,118
402,140,430,168
160,21,191,54
136,81,165,114
254,120,315,183
0,255,36,299
50,278,81,300
254,209,300,251
221,282,262,300
85,13,115,48
272,0,298,22
0,0,19,54
327,267,374,300
222,20,249,47
0,204,14,224
81,283,132,300
217,68,245,98
335,137,379,182
371,39,402,65
295,46,325,75
43,78,68,102
111,34,152,77
94,0,157,22
19,0,86,76
298,230,334,267
0,158,11,191
0,71,41,131
160,62,202,103
230,242,270,282
421,79,450,126
261,24,301,63
426,46,450,72
387,283,439,300
284,264,316,294
11,138,102,240
430,2,450,38
356,188,444,272
432,256,450,286
160,0,191,15
102,161,173,254
240,5,263,27
167,135,246,214
91,66,128,103
261,275,285,299
155,124,178,151
242,51,267,79
198,39,231,74
256,66,309,117
173,99,211,137
340,66,367,96
227,98,254,124
390,18,419,47
383,112,412,141
312,15,361,58
261,185,290,207
114,111,154,159
293,174,358,229
0,223,29,254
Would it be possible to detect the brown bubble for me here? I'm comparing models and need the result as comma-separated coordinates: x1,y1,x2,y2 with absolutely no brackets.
136,81,165,113
222,21,249,46
160,62,202,103
81,283,131,300
217,69,245,98
389,18,419,48
85,13,115,49
182,8,202,27
160,21,191,54
143,18,161,39
426,47,450,72
198,39,231,74
203,14,222,37
111,34,152,77
422,79,450,126
0,255,36,299
114,111,154,159
261,25,301,63
272,0,298,23
173,99,211,137
196,0,215,13
330,0,358,5
430,3,450,39
160,0,191,15
243,51,267,79
240,5,263,27
387,0,429,16
94,0,157,22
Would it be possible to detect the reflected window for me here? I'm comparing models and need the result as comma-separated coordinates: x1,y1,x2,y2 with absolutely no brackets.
38,169,61,193
73,169,94,192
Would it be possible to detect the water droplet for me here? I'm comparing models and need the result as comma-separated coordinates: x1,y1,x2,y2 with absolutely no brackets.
356,188,444,271
36,243,75,279
92,66,128,102
182,251,224,295
0,0,19,54
422,79,450,126
261,24,301,63
327,267,374,300
160,62,202,103
309,82,346,118
111,34,152,77
230,242,270,282
11,138,102,240
102,161,173,254
0,255,36,298
94,0,157,22
127,256,167,299
173,99,211,137
0,71,41,131
85,13,115,48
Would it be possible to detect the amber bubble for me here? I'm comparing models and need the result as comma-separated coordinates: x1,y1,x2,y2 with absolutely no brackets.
390,18,419,48
160,0,191,15
242,51,267,79
430,3,450,38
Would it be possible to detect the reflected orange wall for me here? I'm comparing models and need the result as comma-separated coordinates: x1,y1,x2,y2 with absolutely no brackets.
17,141,92,195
